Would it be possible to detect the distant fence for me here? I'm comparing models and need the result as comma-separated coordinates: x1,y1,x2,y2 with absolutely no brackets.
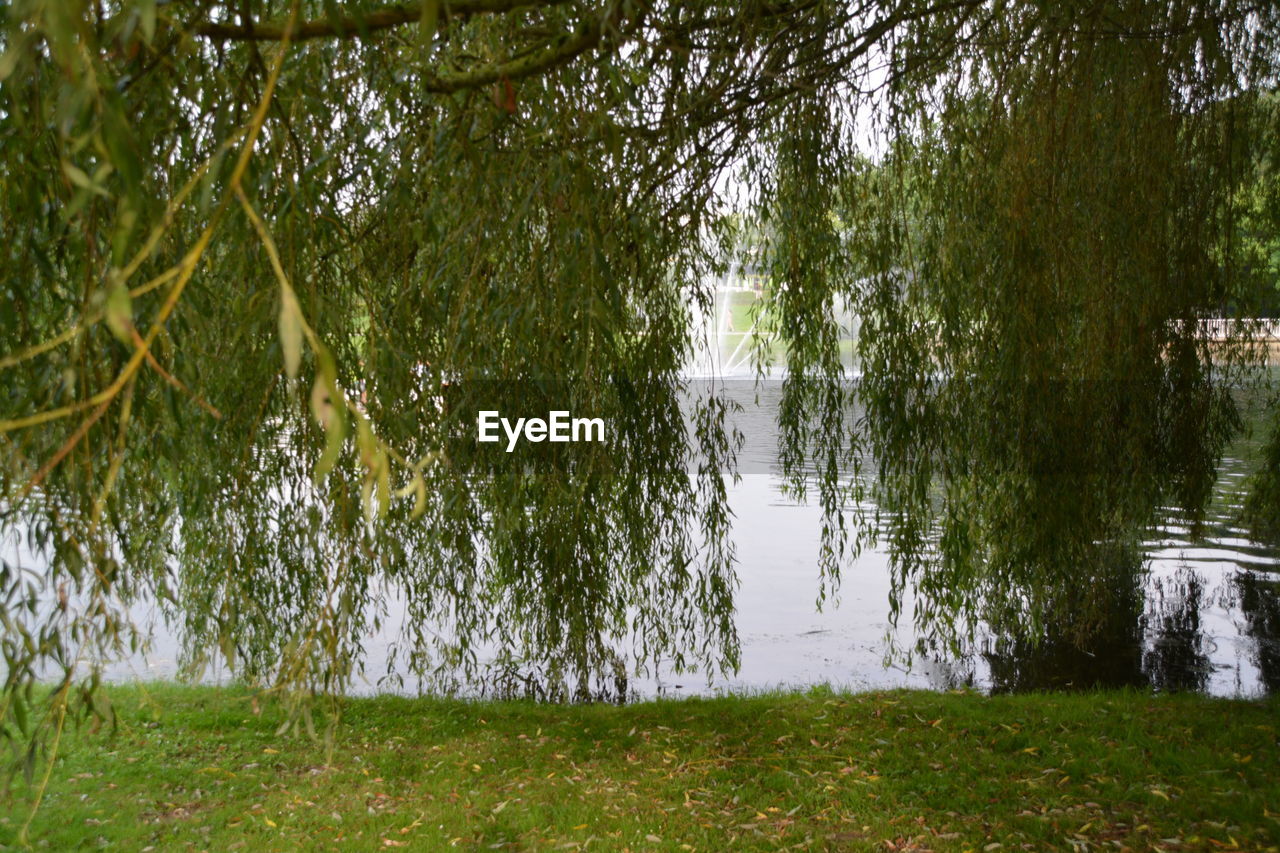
1195,318,1280,342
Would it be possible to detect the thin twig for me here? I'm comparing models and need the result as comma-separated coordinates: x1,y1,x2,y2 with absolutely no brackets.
15,396,114,503
16,681,70,846
128,325,223,419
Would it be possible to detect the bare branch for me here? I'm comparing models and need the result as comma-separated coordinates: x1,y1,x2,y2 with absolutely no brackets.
422,7,615,93
194,0,571,43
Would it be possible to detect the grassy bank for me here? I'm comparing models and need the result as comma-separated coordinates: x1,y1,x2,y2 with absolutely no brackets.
1,685,1276,851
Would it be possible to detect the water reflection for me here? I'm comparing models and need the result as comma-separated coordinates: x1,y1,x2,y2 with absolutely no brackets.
971,491,1276,696
715,381,1280,699
1234,572,1280,694
5,382,1279,699
1143,569,1213,693
982,579,1148,693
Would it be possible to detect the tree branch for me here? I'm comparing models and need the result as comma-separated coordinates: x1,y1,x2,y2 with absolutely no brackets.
194,0,570,42
422,6,616,93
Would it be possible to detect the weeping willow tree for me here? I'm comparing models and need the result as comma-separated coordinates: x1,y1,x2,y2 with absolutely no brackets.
842,8,1280,657
1,0,1278,762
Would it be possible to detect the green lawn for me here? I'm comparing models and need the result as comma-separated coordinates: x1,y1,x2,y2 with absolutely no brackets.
725,291,761,335
712,292,859,371
2,685,1276,850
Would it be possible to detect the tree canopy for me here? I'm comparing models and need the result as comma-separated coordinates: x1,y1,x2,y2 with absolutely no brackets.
2,0,1279,748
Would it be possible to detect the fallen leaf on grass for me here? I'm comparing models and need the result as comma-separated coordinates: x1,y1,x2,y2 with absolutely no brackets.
197,766,235,778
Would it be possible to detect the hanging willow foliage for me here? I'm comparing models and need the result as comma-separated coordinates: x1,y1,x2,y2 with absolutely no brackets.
1,0,1278,765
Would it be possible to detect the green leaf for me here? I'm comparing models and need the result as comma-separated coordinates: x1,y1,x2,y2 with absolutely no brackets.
104,275,133,344
111,202,138,268
311,349,346,484
279,289,304,378
138,0,157,43
356,415,376,465
376,448,391,518
100,94,144,202
361,472,376,523
0,39,27,83
62,161,109,197
12,694,28,737
395,472,429,519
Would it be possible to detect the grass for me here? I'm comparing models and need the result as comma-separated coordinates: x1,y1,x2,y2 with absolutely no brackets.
712,292,860,371
1,684,1276,851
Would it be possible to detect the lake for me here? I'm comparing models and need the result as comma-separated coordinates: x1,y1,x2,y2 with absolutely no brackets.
5,380,1278,699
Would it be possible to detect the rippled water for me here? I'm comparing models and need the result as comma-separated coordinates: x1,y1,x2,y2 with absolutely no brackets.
6,381,1278,698
634,381,1277,699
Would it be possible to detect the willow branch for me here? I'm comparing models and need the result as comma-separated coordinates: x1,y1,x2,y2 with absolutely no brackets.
128,325,223,420
421,8,611,92
0,133,243,373
14,397,114,503
194,0,571,42
196,1,622,95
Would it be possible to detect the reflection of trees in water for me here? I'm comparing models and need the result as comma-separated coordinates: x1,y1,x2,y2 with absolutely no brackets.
982,630,1146,693
981,619,1148,694
950,390,1280,696
977,563,1222,694
1234,571,1280,694
981,556,1148,693
1142,569,1211,693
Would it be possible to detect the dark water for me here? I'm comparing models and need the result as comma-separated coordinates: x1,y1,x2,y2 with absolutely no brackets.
6,381,1278,698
